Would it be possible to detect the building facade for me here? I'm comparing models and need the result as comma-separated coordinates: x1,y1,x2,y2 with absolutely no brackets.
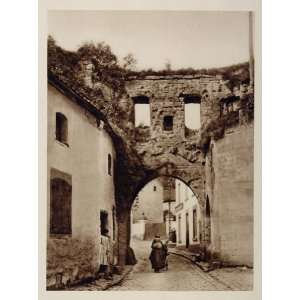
47,81,117,288
130,177,177,240
174,179,201,252
131,179,164,223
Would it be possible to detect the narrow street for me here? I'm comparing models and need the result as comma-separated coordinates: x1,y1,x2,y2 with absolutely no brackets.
109,240,233,291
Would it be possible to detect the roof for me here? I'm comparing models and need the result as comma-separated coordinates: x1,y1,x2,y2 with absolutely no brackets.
48,71,106,123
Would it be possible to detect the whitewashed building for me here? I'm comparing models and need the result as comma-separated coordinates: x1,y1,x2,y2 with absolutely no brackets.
174,180,201,251
47,78,117,288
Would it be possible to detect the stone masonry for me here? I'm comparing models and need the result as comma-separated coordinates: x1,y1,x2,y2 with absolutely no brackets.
49,63,254,268
113,74,243,266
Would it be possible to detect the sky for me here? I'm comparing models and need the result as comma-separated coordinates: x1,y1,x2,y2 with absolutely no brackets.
48,10,250,71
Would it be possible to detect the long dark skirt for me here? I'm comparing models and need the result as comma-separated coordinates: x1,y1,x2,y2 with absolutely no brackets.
149,248,166,271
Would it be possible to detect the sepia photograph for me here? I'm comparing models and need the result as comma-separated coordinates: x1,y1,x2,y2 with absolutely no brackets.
45,9,256,293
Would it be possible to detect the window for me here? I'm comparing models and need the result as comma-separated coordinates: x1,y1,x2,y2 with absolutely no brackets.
50,178,72,235
56,112,68,145
186,212,189,248
100,210,109,236
193,208,197,240
108,154,112,176
184,103,200,129
133,96,150,127
153,185,157,191
163,115,173,131
182,94,201,130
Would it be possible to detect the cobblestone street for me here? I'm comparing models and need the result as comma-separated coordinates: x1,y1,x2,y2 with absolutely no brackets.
109,240,252,291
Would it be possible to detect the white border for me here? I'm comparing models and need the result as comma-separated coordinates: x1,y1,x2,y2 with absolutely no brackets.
39,1,261,300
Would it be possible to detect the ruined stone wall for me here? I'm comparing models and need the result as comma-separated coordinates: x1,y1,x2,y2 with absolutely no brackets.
126,75,228,140
124,75,230,204
205,123,254,266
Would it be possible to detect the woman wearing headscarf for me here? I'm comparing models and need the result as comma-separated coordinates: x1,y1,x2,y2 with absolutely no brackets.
149,234,166,273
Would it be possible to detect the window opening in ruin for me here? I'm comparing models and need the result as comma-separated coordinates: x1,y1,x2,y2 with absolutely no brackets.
108,154,112,176
56,112,68,145
182,94,201,130
153,185,157,191
100,210,109,236
133,96,150,128
184,103,200,129
50,178,72,235
163,115,173,131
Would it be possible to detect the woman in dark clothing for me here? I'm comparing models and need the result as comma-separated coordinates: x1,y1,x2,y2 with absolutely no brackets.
149,234,166,272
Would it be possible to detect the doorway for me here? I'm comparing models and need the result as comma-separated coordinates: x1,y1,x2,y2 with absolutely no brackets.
205,196,211,244
186,212,189,248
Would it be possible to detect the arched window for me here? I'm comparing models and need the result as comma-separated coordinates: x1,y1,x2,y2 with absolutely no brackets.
108,154,112,176
56,112,68,145
50,178,72,235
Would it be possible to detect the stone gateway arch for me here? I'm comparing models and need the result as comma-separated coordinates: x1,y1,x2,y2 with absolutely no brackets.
49,65,254,271
108,74,252,267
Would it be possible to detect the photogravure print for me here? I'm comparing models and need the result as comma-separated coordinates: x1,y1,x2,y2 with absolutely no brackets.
43,8,258,295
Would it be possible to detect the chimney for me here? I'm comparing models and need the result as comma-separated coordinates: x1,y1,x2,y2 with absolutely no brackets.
80,60,94,88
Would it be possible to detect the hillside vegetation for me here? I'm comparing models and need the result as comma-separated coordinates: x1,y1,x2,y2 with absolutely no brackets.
48,36,250,93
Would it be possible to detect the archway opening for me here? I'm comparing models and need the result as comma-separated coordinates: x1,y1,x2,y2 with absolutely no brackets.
129,176,201,261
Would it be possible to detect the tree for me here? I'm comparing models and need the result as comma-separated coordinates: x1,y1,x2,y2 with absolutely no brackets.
77,42,125,91
122,53,137,71
77,42,118,68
